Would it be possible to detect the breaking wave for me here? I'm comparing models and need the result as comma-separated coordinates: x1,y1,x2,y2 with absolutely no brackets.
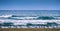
0,15,12,18
0,15,60,20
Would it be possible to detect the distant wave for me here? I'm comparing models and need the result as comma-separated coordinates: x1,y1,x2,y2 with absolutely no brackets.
0,15,12,18
0,15,60,20
37,16,55,20
8,15,38,20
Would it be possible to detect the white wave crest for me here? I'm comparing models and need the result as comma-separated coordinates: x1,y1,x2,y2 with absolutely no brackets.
0,15,12,18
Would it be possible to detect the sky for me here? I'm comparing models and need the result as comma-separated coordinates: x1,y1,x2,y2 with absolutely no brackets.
0,0,60,10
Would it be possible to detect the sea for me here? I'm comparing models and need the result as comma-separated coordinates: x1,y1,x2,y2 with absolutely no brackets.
0,10,60,19
0,10,60,28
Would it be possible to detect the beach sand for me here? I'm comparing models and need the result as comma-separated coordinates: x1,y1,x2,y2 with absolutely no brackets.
0,28,60,31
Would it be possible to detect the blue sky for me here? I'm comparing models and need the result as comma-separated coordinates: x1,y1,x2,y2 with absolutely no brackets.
0,0,60,10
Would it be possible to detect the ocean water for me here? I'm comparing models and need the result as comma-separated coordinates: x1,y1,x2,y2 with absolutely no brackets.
0,10,60,20
0,10,60,28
